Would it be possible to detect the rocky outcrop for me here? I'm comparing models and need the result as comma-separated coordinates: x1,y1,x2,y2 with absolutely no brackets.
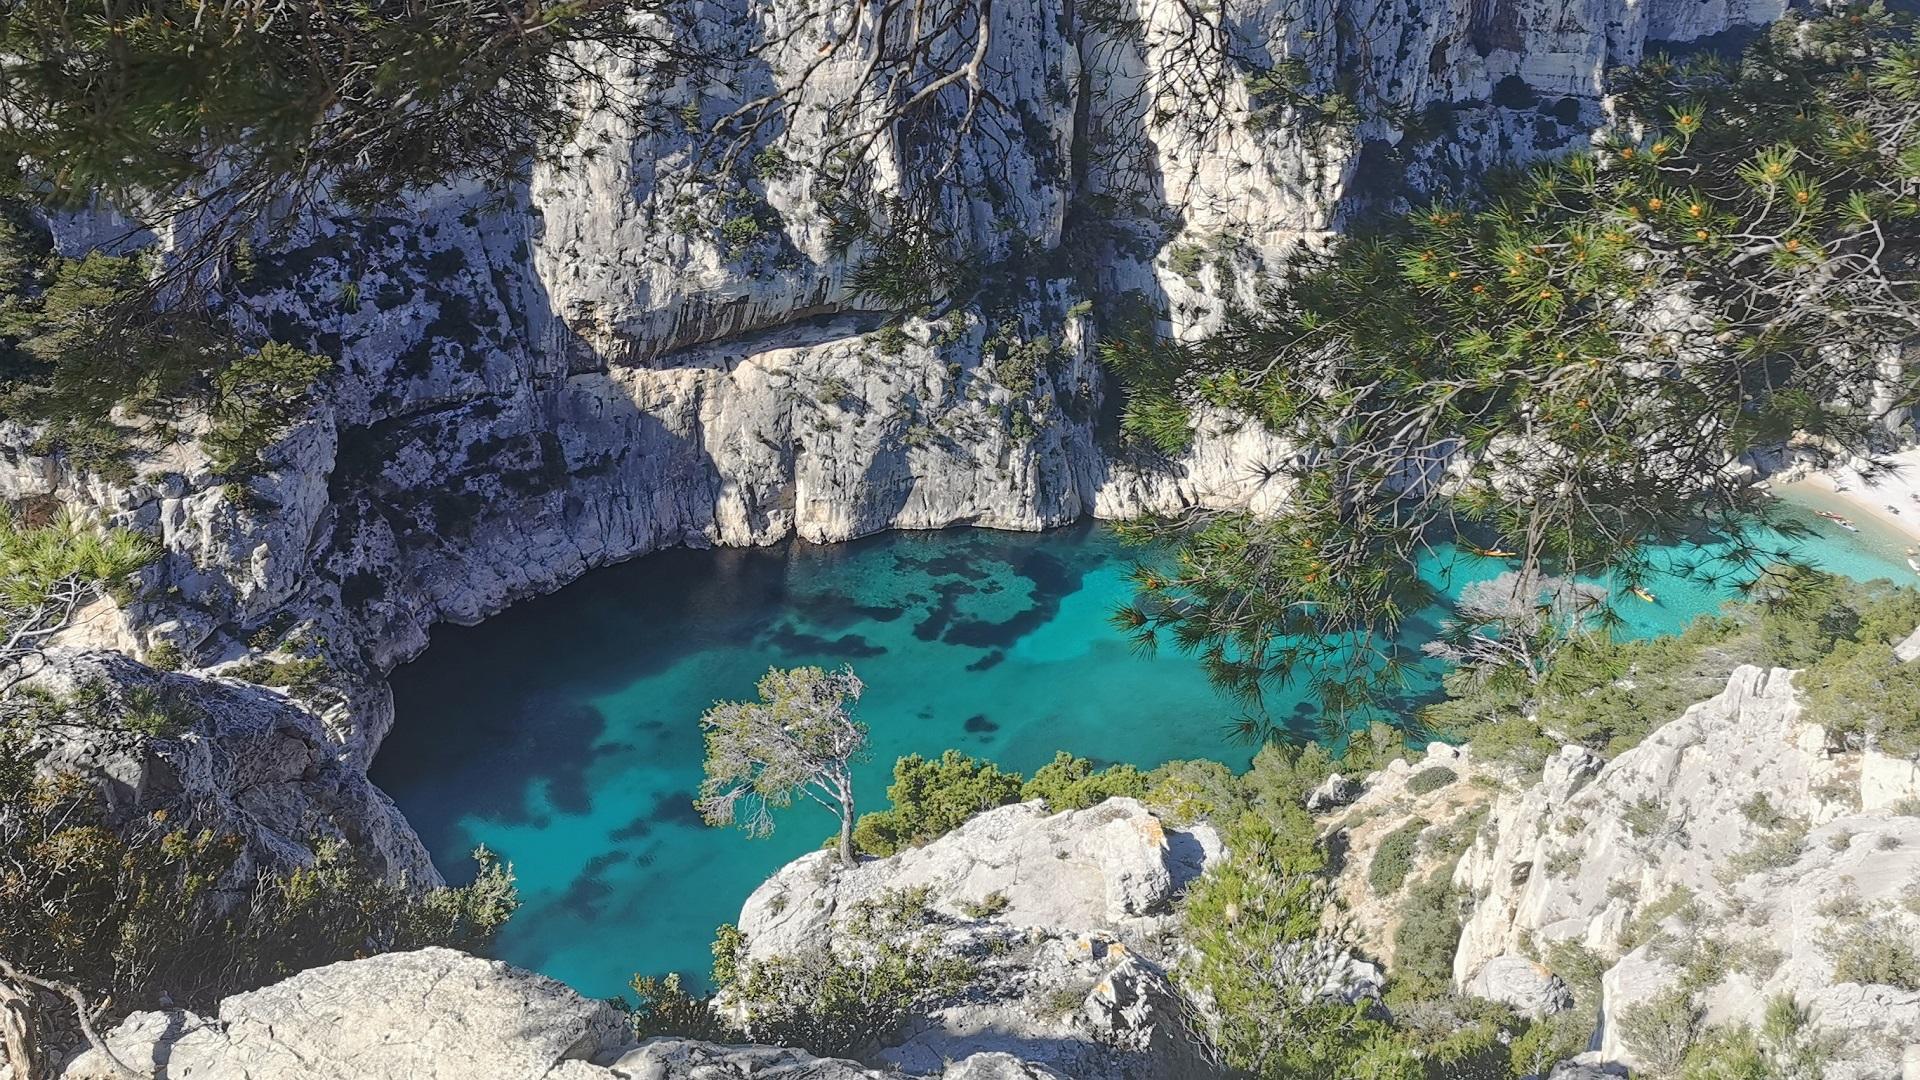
61,948,630,1080
1317,741,1493,967
60,953,1085,1080
16,648,431,883
59,799,1223,1080
1449,665,1920,1079
736,797,1221,1079
740,798,1220,959
1464,954,1574,1020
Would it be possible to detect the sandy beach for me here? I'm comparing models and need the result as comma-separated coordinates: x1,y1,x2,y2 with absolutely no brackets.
1776,447,1920,551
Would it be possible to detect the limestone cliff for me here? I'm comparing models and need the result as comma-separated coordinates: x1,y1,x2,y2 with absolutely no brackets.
0,0,1805,1024
1,0,1783,880
1322,664,1920,1078
1453,665,1920,1078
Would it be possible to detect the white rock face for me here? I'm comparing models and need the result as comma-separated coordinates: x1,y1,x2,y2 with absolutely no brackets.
0,0,1787,894
736,798,1222,1079
1317,742,1494,967
61,950,1093,1080
10,4,1818,1074
1449,665,1920,1079
1465,954,1574,1020
739,798,1221,961
60,799,1221,1080
18,648,432,882
62,948,630,1080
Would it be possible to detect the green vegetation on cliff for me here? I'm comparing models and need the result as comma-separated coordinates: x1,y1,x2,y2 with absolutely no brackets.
0,2,670,223
0,222,334,483
1428,568,1920,767
1111,10,1920,721
0,516,519,1075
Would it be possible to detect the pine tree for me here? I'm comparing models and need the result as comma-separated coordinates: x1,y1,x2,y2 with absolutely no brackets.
1110,9,1920,726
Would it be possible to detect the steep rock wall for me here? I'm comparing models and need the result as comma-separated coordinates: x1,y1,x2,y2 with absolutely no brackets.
1443,666,1920,1078
2,0,1785,881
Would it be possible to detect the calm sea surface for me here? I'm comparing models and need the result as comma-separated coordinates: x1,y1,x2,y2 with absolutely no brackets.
373,512,1916,997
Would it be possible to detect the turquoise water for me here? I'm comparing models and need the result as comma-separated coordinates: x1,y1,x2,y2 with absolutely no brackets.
372,514,1916,999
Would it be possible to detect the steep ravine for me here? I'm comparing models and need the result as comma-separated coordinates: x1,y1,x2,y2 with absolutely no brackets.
2,0,1790,947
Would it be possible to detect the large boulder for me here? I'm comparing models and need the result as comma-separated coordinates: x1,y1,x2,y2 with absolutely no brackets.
739,798,1221,961
20,648,433,883
735,798,1223,1079
63,948,630,1080
1466,955,1573,1020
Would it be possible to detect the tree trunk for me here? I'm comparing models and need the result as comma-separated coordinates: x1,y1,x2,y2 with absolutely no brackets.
0,960,142,1080
836,800,856,868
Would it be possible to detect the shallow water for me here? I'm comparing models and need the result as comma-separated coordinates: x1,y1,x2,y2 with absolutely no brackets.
373,514,1916,999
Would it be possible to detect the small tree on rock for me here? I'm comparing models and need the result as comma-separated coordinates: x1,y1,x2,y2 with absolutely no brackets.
697,666,869,868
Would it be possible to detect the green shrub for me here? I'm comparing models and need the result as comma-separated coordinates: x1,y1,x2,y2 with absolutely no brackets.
1143,758,1246,824
204,342,334,477
1739,792,1785,829
1622,886,1699,952
1176,815,1418,1076
0,704,517,1025
1405,766,1457,796
1678,996,1836,1079
721,887,975,1058
1021,751,1148,811
626,972,732,1042
851,750,1024,856
872,324,909,357
1725,819,1810,877
1386,867,1461,1004
1618,988,1701,1076
1509,1011,1592,1078
1799,640,1920,756
1624,796,1668,838
958,891,1010,919
225,654,332,697
719,214,765,255
1829,914,1920,990
1,250,226,434
1543,940,1608,1007
1368,819,1427,896
144,640,184,672
1241,740,1341,815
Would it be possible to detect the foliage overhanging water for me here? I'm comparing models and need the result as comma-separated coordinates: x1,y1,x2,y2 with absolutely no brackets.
374,511,1915,998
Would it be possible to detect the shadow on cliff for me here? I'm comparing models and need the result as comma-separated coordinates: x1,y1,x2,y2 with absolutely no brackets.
340,180,741,874
1056,18,1196,512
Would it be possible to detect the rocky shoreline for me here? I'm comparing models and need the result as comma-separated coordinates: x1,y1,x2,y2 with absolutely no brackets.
7,0,1860,1075
53,659,1920,1079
